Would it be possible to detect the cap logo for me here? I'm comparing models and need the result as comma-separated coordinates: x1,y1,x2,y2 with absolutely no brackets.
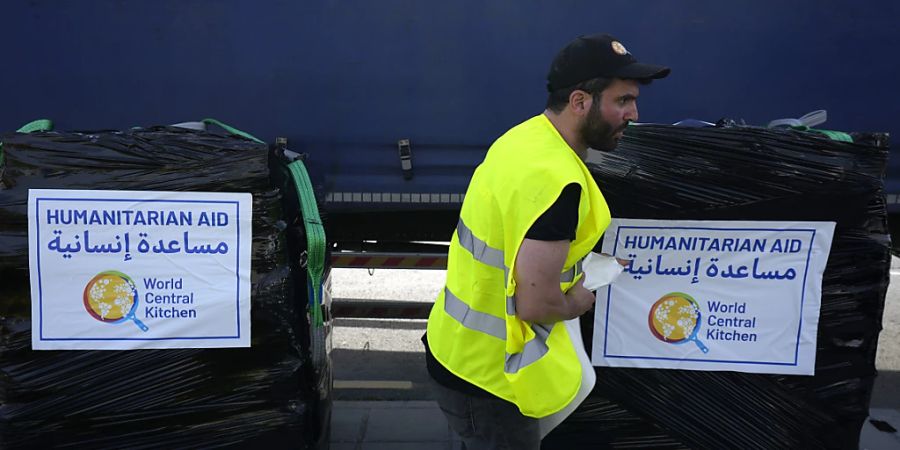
611,41,628,56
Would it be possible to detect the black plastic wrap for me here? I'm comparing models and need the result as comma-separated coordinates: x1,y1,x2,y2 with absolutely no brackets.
0,128,329,449
543,125,890,449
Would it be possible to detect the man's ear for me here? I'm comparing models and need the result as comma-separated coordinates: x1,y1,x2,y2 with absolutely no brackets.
568,90,592,117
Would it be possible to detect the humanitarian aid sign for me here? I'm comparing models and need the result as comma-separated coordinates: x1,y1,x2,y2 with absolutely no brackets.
592,219,834,375
28,189,252,350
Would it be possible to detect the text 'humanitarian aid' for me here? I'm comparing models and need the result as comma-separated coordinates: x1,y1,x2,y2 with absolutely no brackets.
592,218,834,375
28,189,252,350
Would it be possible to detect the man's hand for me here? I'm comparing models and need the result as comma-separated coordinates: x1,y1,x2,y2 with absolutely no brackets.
564,277,596,317
601,252,632,267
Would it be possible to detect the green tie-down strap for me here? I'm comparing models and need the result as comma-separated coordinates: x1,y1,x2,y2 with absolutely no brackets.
288,159,326,327
201,118,265,144
17,119,54,133
1,119,54,168
790,125,854,143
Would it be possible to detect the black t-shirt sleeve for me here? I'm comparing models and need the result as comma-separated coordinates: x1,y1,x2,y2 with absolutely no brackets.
524,183,580,241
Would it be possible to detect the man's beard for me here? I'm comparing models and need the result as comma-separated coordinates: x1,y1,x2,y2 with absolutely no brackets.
578,101,626,152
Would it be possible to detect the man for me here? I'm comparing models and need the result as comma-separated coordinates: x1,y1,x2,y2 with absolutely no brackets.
423,33,669,449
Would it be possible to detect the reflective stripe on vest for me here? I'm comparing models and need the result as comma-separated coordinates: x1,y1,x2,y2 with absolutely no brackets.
457,218,505,270
444,286,553,374
450,219,582,375
456,219,580,317
505,323,552,374
443,287,506,340
456,219,580,285
506,296,517,316
560,260,582,283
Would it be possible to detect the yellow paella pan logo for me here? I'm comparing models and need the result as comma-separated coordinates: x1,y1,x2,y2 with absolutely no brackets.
83,271,149,331
648,292,708,353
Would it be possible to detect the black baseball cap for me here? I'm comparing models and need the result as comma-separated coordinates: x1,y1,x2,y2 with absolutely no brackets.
546,34,670,92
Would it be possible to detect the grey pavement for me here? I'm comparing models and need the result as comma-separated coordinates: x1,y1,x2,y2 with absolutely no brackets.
861,409,900,450
330,401,461,450
333,401,900,449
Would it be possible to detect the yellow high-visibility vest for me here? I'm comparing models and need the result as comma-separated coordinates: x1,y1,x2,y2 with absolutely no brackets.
426,114,611,418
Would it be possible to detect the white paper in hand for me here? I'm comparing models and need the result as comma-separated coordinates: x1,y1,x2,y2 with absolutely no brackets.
582,252,625,290
538,316,596,437
537,252,620,436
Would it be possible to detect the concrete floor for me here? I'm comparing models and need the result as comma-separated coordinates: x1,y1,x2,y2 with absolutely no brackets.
330,401,461,450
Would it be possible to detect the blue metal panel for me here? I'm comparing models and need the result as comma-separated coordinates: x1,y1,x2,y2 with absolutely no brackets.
2,1,898,208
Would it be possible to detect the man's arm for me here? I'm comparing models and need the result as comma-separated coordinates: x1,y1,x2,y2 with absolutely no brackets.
513,238,596,323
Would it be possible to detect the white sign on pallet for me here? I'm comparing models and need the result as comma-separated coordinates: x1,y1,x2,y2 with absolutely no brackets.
592,218,835,375
28,189,252,350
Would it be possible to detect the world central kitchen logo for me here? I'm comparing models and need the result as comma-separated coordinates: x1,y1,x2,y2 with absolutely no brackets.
83,271,149,331
648,292,709,353
84,272,198,330
648,292,762,354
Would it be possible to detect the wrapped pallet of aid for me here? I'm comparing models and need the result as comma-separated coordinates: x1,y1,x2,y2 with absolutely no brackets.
0,121,331,449
542,123,890,449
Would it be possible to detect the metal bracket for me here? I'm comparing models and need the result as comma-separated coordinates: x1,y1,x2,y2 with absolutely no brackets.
299,249,308,269
276,136,306,162
398,139,413,180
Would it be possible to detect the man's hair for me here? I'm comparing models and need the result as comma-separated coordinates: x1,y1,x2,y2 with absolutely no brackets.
545,77,613,113
545,77,652,113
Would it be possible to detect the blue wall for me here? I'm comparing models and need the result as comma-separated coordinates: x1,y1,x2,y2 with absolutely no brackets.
3,1,898,197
